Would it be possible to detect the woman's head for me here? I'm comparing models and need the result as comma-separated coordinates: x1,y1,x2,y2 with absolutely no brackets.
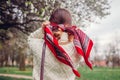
49,8,72,40
49,8,72,26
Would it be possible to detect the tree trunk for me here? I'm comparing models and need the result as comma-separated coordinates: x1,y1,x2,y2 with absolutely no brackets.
19,52,25,71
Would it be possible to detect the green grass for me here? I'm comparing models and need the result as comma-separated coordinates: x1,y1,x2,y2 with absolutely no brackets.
76,67,120,80
0,67,120,80
0,67,32,76
0,76,31,80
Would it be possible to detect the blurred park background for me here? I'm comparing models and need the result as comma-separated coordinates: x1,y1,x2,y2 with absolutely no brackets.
0,0,120,80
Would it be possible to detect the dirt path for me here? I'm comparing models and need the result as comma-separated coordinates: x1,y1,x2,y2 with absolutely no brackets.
0,74,32,79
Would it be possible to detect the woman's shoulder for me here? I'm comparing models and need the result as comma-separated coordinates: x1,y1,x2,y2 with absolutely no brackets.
28,27,44,39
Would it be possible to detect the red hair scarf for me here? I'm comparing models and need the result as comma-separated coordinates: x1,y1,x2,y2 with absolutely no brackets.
43,23,93,77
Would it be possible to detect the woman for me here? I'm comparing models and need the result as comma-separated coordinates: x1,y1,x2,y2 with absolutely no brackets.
28,8,93,80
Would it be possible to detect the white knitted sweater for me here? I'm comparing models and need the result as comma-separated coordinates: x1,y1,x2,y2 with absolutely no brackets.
28,28,81,80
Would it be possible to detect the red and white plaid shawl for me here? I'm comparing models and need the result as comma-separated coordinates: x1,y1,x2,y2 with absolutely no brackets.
43,23,93,77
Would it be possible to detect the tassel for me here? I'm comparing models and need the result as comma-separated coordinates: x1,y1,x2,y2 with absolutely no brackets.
72,69,80,77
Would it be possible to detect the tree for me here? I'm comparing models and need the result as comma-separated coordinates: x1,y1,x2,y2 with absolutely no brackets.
0,0,110,33
60,0,110,27
9,28,28,70
93,38,100,60
105,35,120,68
0,29,11,67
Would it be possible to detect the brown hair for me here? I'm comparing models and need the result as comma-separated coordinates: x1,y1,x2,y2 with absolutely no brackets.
49,8,72,25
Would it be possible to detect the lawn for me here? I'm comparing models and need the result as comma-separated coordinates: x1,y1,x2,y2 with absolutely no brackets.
76,67,120,80
0,67,120,80
0,67,32,76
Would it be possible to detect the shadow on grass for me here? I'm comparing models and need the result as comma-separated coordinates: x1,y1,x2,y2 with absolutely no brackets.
0,76,31,80
0,67,32,76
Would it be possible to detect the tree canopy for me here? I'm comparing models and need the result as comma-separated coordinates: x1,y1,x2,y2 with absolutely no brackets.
0,0,110,32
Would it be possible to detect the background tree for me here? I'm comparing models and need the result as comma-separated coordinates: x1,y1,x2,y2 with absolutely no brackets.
0,0,110,32
60,0,110,27
93,38,99,60
105,35,120,68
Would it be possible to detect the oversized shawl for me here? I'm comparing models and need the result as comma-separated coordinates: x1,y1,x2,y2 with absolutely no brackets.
43,23,93,77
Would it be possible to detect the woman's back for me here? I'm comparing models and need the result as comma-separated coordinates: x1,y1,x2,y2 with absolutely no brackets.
28,30,81,80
